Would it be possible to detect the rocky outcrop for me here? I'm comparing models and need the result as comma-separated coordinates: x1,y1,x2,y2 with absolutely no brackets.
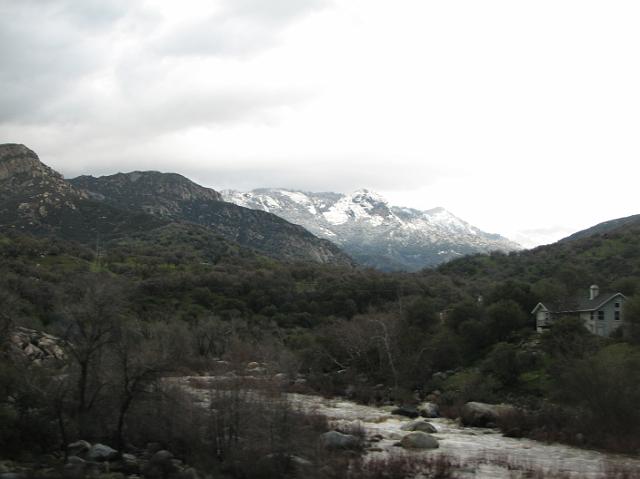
61,441,198,479
0,144,87,220
7,327,65,365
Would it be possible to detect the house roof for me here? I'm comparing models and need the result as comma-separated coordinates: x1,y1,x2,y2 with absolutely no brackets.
532,292,625,314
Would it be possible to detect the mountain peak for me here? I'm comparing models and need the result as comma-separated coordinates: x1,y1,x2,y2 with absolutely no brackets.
0,143,62,182
349,189,388,206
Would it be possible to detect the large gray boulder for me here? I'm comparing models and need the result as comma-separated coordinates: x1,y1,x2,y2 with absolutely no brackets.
320,431,360,450
143,449,179,479
400,420,437,433
87,443,118,462
399,432,439,449
460,402,517,427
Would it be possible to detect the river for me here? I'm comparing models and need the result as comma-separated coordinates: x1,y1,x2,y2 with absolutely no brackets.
173,375,640,478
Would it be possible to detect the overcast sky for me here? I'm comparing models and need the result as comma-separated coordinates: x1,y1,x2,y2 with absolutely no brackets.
1,0,639,247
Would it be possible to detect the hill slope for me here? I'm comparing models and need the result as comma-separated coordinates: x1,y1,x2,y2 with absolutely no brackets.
70,173,352,266
436,218,640,297
560,214,640,243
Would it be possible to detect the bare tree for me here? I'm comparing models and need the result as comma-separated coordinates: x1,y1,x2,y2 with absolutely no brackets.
110,319,168,452
58,273,126,438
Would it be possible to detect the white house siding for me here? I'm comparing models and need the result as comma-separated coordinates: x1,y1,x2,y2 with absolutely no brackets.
535,307,550,332
592,296,625,336
581,311,594,334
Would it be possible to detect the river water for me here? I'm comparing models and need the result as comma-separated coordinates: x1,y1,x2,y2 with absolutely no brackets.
173,376,640,478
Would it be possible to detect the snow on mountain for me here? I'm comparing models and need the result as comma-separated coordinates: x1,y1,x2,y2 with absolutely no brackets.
222,188,521,271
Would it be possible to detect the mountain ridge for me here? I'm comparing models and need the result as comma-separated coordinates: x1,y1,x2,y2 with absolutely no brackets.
559,214,640,243
0,144,353,266
70,171,352,266
222,187,520,271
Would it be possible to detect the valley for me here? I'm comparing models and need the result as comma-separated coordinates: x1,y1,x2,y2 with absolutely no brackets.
1,143,640,479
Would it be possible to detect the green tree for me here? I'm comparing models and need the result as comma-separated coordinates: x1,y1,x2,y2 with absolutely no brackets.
554,343,640,443
481,342,521,387
540,316,599,361
486,299,529,343
623,295,640,344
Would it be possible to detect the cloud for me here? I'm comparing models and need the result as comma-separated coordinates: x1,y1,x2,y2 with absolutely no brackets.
0,0,321,134
2,0,639,249
156,0,331,57
0,2,109,123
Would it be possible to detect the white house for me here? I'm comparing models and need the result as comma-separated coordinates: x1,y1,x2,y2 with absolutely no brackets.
531,285,626,337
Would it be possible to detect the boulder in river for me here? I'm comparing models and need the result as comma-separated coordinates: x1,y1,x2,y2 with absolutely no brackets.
400,420,437,433
460,402,517,427
391,405,420,418
399,432,439,450
320,431,361,450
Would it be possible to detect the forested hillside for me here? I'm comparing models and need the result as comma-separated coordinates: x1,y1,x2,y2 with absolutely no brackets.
436,220,640,299
2,215,640,465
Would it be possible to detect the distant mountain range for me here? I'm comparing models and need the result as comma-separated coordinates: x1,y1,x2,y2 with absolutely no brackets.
222,188,521,271
0,144,352,266
5,143,636,274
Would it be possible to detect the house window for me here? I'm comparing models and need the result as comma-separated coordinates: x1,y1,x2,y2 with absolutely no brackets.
615,311,621,321
615,302,620,309
598,310,605,321
590,311,595,321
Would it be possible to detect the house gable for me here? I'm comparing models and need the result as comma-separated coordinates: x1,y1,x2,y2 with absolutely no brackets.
533,286,626,336
531,302,548,314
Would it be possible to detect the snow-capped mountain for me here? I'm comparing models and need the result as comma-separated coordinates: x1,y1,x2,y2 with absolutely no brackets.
222,188,521,271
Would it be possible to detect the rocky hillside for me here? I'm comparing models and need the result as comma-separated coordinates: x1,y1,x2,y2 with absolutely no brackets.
0,144,164,241
223,188,520,271
70,172,352,266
